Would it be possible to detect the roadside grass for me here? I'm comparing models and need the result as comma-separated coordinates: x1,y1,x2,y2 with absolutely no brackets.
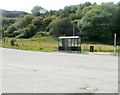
1,36,58,52
1,36,119,53
81,43,119,53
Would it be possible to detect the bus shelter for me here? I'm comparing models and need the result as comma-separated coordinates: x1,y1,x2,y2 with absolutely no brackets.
58,36,81,52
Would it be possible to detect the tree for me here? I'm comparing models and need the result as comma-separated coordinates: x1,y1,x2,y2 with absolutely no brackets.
82,5,97,16
99,2,119,42
76,8,83,19
17,14,34,29
59,9,69,18
83,2,92,7
49,10,57,16
116,2,120,43
6,24,17,37
78,8,113,42
2,18,16,31
49,18,73,37
43,16,55,31
3,2,119,44
32,17,43,29
22,24,37,38
31,6,47,16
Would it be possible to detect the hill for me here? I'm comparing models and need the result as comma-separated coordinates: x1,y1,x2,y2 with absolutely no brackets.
0,9,28,18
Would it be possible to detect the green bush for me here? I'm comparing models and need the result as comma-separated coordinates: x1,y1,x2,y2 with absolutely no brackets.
16,24,37,38
34,31,50,37
49,17,73,37
12,30,21,37
16,34,25,38
10,39,16,46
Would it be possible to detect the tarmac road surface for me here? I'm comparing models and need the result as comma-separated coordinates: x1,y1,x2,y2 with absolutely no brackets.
1,48,118,93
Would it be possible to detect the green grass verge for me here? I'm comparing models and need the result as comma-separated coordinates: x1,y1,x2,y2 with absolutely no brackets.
1,36,58,52
1,36,119,53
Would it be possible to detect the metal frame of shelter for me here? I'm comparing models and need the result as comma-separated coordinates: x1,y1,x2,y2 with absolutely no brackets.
58,36,81,52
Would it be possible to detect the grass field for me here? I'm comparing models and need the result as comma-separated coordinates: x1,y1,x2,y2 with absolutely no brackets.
0,36,119,53
1,37,58,52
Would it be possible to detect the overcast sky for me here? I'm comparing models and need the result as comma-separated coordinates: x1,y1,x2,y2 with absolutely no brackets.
0,0,119,13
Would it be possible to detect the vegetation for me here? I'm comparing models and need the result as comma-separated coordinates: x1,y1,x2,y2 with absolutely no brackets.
31,6,47,16
1,2,120,53
1,37,58,52
1,9,28,18
1,37,118,53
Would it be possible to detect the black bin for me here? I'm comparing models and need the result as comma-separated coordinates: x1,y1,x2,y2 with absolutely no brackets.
90,46,94,52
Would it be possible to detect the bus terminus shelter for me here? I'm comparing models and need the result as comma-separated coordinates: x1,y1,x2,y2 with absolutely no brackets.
58,36,81,52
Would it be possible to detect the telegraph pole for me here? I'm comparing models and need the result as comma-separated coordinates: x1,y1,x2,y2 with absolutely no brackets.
73,26,74,36
78,28,82,36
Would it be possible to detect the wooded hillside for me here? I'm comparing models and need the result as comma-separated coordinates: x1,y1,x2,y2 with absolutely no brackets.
1,2,120,44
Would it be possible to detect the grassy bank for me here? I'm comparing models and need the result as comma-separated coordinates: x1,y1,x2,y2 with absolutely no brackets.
1,36,119,53
81,43,119,53
1,37,58,52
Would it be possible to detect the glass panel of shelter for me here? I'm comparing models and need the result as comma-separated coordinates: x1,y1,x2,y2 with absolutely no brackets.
70,38,77,47
75,39,78,46
68,39,71,47
59,39,62,47
59,38,81,47
65,39,68,47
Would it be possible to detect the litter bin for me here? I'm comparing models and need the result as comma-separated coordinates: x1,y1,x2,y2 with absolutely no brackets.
90,46,94,52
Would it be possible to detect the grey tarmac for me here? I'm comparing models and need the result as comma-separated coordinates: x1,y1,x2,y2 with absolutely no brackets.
1,48,118,93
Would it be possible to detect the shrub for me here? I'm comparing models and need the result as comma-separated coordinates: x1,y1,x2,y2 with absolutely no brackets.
49,17,73,37
11,30,21,37
34,31,50,37
10,39,16,46
16,34,25,38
